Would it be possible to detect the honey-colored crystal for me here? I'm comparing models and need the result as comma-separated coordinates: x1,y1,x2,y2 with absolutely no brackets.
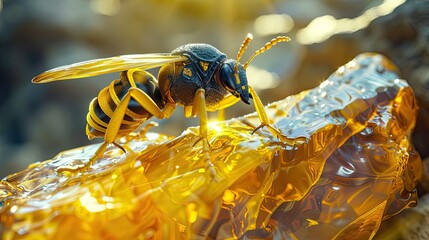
0,53,422,239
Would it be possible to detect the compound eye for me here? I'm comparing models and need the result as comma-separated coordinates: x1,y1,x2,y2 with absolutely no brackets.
220,64,238,94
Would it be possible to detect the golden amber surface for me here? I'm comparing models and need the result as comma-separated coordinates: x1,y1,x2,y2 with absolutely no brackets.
0,53,422,239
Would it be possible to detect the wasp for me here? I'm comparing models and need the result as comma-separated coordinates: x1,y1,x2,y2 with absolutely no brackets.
33,33,299,176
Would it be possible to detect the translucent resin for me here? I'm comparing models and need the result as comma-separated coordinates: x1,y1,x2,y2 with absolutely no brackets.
0,53,422,240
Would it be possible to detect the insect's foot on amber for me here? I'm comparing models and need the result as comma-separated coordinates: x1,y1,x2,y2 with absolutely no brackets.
205,156,217,182
251,123,281,138
252,123,307,146
57,142,108,175
193,136,213,149
197,137,217,181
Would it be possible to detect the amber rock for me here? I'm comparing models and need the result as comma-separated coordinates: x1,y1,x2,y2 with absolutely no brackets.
0,53,423,239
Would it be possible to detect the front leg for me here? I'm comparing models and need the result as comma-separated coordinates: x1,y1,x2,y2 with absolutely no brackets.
248,86,306,146
191,89,216,180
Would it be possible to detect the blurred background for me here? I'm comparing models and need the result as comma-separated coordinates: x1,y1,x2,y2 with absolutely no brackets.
0,0,427,175
1,0,428,238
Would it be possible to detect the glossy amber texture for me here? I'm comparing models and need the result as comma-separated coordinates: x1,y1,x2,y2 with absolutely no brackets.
0,53,422,239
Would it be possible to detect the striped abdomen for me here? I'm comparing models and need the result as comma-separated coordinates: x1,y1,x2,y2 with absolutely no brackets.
86,70,165,140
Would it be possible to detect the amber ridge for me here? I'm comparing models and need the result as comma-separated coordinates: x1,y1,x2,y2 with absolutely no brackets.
0,53,422,240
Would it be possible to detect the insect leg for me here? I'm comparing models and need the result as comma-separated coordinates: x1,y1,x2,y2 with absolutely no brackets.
217,109,225,122
125,68,173,119
104,87,166,143
71,92,135,173
191,89,216,180
206,94,241,121
66,87,171,174
184,105,193,118
191,89,208,139
248,86,306,146
212,94,241,110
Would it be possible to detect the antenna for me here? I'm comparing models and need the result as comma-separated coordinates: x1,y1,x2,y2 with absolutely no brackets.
234,33,253,72
243,36,291,69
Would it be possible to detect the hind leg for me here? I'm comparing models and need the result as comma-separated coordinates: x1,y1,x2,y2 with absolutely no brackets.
59,69,176,174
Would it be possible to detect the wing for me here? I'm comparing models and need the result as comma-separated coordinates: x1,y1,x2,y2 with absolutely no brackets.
32,53,188,83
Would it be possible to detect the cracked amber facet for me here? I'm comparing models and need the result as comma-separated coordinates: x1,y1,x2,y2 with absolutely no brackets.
0,53,422,239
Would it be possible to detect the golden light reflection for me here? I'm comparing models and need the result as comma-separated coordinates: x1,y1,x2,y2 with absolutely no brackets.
296,0,406,45
10,205,18,214
186,203,198,223
79,192,108,213
208,120,224,133
222,190,236,204
254,14,294,37
90,0,121,16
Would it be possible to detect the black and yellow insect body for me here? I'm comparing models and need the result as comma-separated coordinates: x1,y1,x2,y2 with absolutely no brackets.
162,44,238,107
32,33,298,176
86,70,164,140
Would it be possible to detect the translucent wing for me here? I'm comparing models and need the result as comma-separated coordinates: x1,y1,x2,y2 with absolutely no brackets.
32,54,188,83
